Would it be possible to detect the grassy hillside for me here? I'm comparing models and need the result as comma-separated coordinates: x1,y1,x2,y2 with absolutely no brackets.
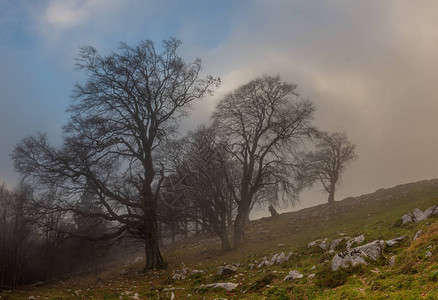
2,179,438,299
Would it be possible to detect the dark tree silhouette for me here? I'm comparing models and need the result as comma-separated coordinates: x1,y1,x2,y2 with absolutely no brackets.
301,132,357,204
213,75,315,247
12,39,219,271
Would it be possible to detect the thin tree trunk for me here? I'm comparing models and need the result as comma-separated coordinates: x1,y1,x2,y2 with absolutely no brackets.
327,182,336,204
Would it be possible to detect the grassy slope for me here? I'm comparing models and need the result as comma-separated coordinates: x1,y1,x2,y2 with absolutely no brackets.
2,179,438,299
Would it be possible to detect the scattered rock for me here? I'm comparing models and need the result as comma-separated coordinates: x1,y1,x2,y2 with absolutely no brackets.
308,273,315,278
425,251,432,258
198,282,239,291
413,208,427,222
424,206,437,218
277,243,286,248
217,265,237,276
134,256,144,263
413,230,423,241
386,236,408,246
284,270,304,281
330,238,343,251
346,235,365,250
401,213,414,224
28,297,37,300
332,240,386,271
389,255,396,266
172,267,190,280
318,242,329,251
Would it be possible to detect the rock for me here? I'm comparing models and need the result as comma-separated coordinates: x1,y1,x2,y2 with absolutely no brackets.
413,230,423,241
413,208,427,222
346,235,365,250
172,267,190,280
274,252,286,264
425,251,432,258
331,240,386,271
28,297,37,300
217,265,237,276
134,256,143,263
133,293,140,300
248,263,255,269
389,255,396,266
308,273,315,278
198,282,239,291
401,213,414,224
285,252,294,261
433,207,438,216
308,239,322,248
269,253,279,265
284,270,304,281
330,238,343,251
277,243,286,248
386,236,408,246
170,292,175,300
310,265,316,270
424,206,437,218
318,242,329,251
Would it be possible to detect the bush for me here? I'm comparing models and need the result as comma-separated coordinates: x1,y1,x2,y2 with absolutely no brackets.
249,273,275,291
264,287,291,300
315,264,366,288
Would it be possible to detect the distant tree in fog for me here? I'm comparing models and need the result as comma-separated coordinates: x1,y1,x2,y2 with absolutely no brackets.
213,75,316,247
300,132,357,204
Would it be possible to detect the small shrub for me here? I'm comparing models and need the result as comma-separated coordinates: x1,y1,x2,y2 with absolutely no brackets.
264,287,291,300
315,264,366,288
429,270,438,282
249,272,275,291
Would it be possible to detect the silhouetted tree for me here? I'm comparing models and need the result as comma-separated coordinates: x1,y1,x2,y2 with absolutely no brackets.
300,132,357,204
213,75,315,247
12,39,219,271
177,125,237,250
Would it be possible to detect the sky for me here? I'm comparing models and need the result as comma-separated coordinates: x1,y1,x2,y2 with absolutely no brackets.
1,0,438,216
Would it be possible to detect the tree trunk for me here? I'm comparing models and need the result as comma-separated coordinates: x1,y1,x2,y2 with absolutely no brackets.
143,209,167,271
219,229,231,251
327,182,336,204
233,202,250,247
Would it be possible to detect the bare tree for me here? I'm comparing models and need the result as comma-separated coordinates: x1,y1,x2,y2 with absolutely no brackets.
300,132,357,204
213,75,315,247
176,125,237,250
12,39,219,271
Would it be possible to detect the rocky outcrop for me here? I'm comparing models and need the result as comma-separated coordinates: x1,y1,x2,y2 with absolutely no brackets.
386,236,408,246
331,240,386,271
346,235,365,250
217,265,237,276
413,208,427,222
197,282,239,291
284,270,304,281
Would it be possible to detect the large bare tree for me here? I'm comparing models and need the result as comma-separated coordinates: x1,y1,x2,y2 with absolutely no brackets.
12,39,219,270
300,132,357,204
213,75,315,247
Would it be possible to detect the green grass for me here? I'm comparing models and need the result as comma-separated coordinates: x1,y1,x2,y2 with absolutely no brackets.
2,179,438,299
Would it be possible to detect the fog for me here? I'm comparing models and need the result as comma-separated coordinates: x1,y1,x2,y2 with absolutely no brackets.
1,1,438,215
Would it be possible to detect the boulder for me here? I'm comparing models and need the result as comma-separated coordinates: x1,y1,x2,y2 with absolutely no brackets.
401,213,414,224
386,236,408,246
198,282,239,291
330,238,343,251
413,230,423,241
217,265,237,276
274,252,286,264
389,255,396,266
346,235,365,250
424,206,437,218
284,270,304,281
331,240,385,271
413,208,427,222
